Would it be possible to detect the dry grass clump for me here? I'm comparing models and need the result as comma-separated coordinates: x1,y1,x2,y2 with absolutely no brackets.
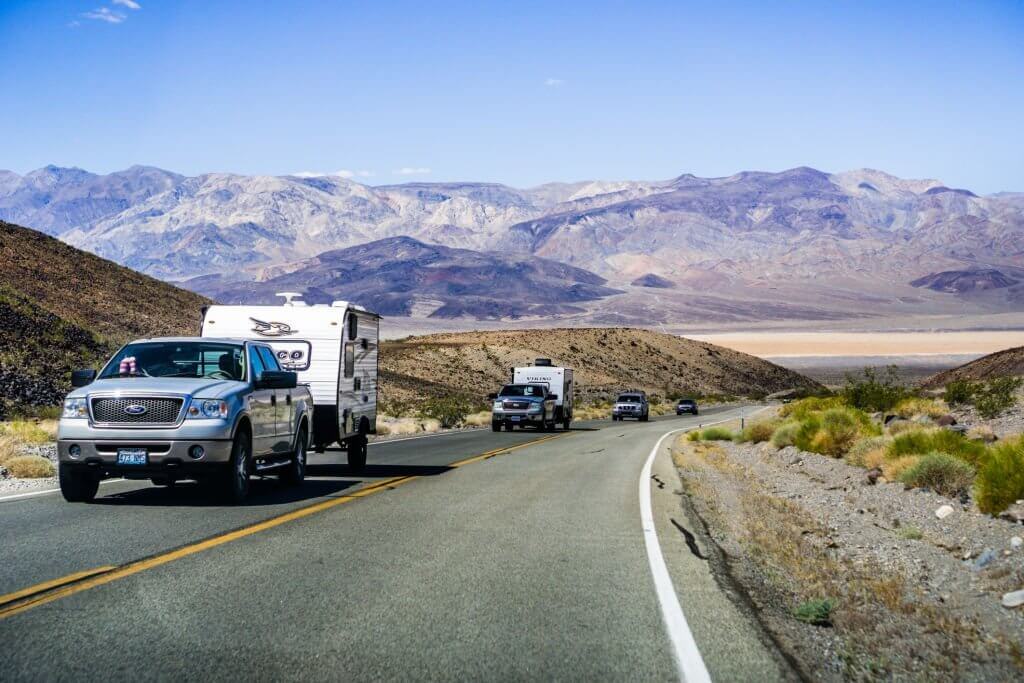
893,397,948,419
966,424,997,442
737,419,779,444
844,435,889,468
0,420,53,445
4,455,54,478
573,403,612,421
694,426,736,441
887,428,988,466
0,435,21,466
462,411,493,427
770,421,800,448
375,416,442,437
887,420,924,436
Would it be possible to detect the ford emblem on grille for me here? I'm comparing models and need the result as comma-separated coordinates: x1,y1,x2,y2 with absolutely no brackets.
124,404,148,416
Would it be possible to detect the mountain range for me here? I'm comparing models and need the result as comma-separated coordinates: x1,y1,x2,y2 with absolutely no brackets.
2,164,1022,324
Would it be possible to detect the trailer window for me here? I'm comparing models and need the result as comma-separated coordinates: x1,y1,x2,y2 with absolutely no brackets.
347,313,358,341
344,342,355,378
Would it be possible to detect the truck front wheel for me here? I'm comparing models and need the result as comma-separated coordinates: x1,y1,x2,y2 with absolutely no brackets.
223,431,252,503
59,464,98,503
491,420,501,432
281,426,307,486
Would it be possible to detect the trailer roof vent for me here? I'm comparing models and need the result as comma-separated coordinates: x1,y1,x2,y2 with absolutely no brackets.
276,292,307,307
534,358,553,366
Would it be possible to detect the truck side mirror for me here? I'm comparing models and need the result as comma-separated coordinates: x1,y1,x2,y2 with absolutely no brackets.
547,394,559,401
487,393,498,400
257,371,298,390
71,369,96,388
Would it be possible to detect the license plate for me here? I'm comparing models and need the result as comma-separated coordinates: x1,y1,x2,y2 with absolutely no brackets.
116,448,148,466
510,416,521,422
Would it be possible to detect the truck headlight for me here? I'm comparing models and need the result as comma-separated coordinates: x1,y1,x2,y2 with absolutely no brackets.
492,401,503,411
62,398,88,419
187,399,228,419
529,403,543,413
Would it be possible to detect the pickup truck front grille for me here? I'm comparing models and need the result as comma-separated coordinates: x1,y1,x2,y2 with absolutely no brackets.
503,401,530,410
91,397,184,425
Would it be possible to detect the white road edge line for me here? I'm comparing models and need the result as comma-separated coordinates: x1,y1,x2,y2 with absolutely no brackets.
639,407,768,682
0,478,123,503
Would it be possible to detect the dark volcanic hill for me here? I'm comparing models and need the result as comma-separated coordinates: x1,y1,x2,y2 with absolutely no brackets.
910,269,1018,293
922,346,1024,388
0,220,209,412
186,236,621,318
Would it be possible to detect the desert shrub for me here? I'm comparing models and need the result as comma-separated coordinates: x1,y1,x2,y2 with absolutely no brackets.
779,396,845,420
887,429,988,465
845,436,889,468
0,435,20,466
887,420,923,436
738,420,779,444
793,598,834,626
792,407,878,457
898,526,923,540
698,426,735,441
898,452,975,497
462,411,493,427
974,377,1022,419
892,397,947,419
378,397,415,418
975,436,1024,514
687,430,702,442
944,379,979,406
966,424,997,442
841,366,908,412
770,421,800,448
4,454,55,478
417,395,473,429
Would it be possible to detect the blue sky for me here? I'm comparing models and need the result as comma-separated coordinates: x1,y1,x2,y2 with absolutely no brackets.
1,1,1022,192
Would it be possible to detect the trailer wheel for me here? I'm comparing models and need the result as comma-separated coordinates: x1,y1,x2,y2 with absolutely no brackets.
347,434,367,471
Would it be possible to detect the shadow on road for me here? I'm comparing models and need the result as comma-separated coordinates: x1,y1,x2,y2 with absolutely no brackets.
92,478,362,507
307,463,452,478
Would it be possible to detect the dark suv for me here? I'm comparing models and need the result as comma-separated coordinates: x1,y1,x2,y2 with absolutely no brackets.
676,399,699,416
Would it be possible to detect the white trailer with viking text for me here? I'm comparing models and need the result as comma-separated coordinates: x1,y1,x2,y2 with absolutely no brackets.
200,293,379,469
512,359,574,430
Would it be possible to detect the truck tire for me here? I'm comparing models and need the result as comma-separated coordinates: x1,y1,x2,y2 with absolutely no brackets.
347,434,367,471
641,413,649,422
563,418,571,430
223,431,252,503
504,423,514,431
491,421,501,432
59,464,98,503
281,426,307,486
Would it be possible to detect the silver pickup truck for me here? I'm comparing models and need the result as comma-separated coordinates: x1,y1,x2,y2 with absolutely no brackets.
57,337,313,503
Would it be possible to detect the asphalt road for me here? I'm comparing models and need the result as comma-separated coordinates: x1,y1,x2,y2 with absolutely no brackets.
0,405,787,681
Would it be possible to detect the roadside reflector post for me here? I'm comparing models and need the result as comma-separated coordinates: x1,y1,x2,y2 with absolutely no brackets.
741,418,745,430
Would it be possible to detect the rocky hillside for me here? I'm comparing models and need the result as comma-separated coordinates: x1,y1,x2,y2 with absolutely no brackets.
923,346,1024,388
4,164,1023,323
379,327,821,405
0,220,209,412
911,268,1018,293
184,236,621,318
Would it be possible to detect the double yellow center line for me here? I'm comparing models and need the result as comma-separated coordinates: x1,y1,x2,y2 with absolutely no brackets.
0,432,570,620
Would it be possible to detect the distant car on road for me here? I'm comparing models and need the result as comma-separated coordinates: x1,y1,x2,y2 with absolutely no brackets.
612,391,649,421
676,399,699,416
57,337,313,503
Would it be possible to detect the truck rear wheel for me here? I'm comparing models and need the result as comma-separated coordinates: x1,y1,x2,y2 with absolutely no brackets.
347,434,367,471
59,464,98,503
563,418,571,430
491,421,501,432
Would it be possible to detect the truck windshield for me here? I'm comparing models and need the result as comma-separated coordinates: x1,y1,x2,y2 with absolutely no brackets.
617,394,642,402
499,384,546,397
99,342,247,381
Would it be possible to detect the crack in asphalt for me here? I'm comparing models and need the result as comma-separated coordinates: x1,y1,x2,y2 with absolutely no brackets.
670,517,708,560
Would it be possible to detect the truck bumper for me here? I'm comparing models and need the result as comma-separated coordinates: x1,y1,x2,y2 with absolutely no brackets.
57,438,234,479
491,412,545,426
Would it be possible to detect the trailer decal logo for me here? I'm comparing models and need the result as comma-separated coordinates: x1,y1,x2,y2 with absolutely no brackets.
249,318,297,337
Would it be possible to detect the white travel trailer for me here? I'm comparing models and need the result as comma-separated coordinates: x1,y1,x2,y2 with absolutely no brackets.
512,359,574,430
200,293,379,469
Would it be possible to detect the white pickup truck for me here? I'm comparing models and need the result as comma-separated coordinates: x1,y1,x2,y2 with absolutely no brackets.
57,337,313,503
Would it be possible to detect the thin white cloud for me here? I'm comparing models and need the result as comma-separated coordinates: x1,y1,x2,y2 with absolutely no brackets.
394,167,432,176
112,0,141,8
83,7,126,23
291,169,374,179
544,78,565,87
